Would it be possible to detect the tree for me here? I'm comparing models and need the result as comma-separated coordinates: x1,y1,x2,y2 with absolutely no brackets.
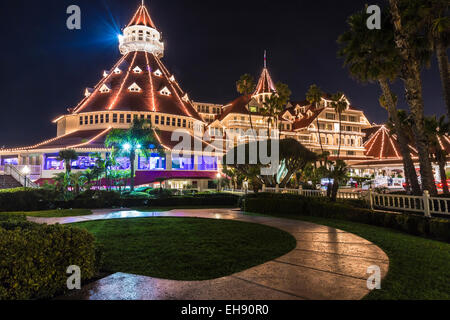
105,119,162,191
262,82,292,138
236,74,257,136
330,92,348,159
386,110,421,194
223,139,316,189
415,0,450,119
306,85,325,154
57,149,78,177
389,0,438,195
330,160,349,202
338,7,422,195
425,115,449,194
278,139,318,187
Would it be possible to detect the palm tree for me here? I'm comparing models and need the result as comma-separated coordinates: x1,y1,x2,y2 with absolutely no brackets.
57,149,78,177
105,119,162,191
236,74,257,137
262,82,291,138
330,160,349,202
389,0,438,195
306,84,325,154
338,7,422,195
82,169,96,190
330,93,348,159
386,110,421,194
425,116,449,194
415,0,450,119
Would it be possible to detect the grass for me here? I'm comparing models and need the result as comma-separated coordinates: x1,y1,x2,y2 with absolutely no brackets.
76,217,296,281
243,212,450,300
0,209,92,218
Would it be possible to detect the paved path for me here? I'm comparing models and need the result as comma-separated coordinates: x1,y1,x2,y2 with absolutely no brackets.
29,209,389,300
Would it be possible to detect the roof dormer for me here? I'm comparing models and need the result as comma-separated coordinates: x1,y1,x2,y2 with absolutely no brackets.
113,67,122,74
182,93,190,102
85,88,94,97
99,84,111,93
159,86,171,96
103,71,109,78
133,66,143,74
128,82,142,92
169,75,175,82
154,69,162,77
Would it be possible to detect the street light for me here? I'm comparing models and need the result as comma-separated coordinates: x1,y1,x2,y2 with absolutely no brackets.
217,173,221,192
22,166,30,187
123,143,131,151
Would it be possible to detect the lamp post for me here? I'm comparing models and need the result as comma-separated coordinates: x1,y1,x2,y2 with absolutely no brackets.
217,173,221,192
22,166,31,188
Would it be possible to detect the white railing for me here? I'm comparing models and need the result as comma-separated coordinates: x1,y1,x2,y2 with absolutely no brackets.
369,190,450,217
4,164,39,188
261,186,449,217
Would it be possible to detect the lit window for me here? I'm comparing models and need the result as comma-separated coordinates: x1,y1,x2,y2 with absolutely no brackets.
105,114,110,123
166,117,171,126
113,114,118,123
84,116,88,125
183,119,186,128
177,119,181,127
161,116,165,125
126,114,131,123
119,114,124,123
155,115,159,124
79,117,83,125
100,114,104,123
172,118,176,126
90,115,93,124
95,115,99,124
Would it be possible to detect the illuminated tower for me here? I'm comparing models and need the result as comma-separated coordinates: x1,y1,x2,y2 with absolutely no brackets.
119,2,164,58
253,51,276,103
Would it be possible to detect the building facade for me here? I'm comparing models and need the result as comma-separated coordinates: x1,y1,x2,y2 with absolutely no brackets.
1,3,421,190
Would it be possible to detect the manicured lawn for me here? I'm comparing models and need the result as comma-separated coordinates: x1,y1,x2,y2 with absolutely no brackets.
0,209,92,218
76,217,296,281
243,212,450,300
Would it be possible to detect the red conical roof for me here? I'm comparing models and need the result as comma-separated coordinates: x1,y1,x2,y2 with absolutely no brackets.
363,125,418,159
127,3,157,29
72,51,202,121
253,68,276,96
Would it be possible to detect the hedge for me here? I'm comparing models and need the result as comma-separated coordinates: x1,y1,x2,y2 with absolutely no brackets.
0,221,100,300
241,193,450,243
148,193,240,207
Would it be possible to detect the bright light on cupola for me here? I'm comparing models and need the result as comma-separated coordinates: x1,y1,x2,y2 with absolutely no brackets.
154,69,162,77
159,86,171,96
99,84,111,93
128,83,142,92
133,66,143,74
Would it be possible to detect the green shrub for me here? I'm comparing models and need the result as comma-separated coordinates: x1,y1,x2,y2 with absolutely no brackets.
242,193,450,243
149,193,240,207
0,221,99,300
0,189,57,212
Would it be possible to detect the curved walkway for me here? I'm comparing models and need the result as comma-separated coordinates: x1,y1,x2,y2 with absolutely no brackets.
29,208,389,300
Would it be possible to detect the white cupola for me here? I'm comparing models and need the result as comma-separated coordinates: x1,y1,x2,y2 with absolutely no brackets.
118,3,164,58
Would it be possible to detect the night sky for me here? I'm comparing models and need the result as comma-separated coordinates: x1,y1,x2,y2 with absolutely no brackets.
0,0,446,147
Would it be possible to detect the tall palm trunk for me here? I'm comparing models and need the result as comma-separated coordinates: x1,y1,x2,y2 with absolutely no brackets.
379,79,421,195
389,0,438,195
435,39,450,120
437,151,449,194
337,114,342,159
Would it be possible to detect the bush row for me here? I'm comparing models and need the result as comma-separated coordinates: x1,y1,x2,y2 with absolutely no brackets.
148,193,240,207
0,189,239,212
0,189,150,212
241,193,450,243
0,220,100,300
